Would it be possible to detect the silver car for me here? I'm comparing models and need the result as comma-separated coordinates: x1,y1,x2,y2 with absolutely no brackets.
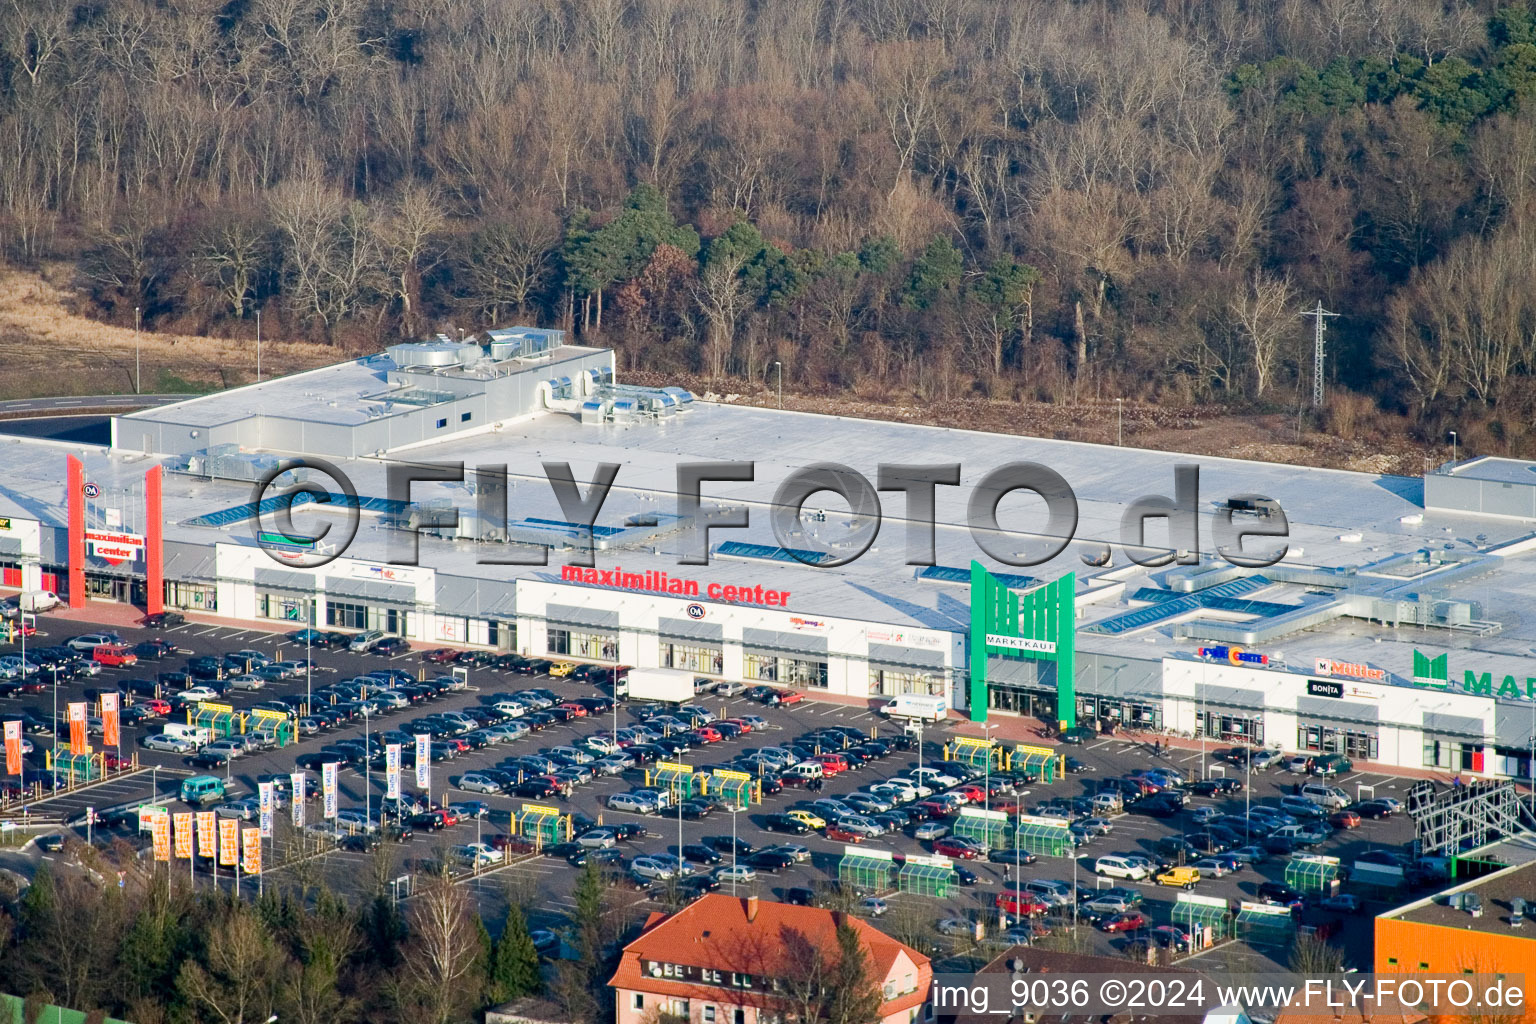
631,856,678,880
609,792,658,814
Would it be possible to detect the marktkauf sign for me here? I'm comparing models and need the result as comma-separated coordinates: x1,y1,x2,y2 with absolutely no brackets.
985,633,1056,654
86,529,144,566
1414,648,1536,702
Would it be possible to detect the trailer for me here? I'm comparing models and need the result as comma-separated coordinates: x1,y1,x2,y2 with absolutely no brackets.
624,667,696,704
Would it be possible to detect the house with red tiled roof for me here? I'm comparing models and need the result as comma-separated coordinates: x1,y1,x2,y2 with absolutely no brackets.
609,894,933,1024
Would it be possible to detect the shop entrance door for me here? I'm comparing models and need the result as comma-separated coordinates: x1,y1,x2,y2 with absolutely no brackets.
988,684,1031,715
85,574,132,602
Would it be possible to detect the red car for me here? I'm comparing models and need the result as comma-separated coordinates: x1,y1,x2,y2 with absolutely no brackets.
1098,911,1149,933
103,753,133,770
92,644,138,667
719,718,752,734
775,689,803,705
812,753,848,774
826,826,863,843
557,702,588,718
433,806,461,827
955,784,986,803
421,648,459,664
995,892,1050,916
1329,810,1361,829
991,797,1022,815
691,726,722,743
142,698,172,716
917,799,955,818
489,833,535,854
933,837,981,860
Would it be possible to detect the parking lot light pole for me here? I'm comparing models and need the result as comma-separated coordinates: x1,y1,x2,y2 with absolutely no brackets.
363,706,372,831
730,807,739,895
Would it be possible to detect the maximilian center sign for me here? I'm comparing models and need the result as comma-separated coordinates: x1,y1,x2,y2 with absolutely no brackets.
1413,649,1536,701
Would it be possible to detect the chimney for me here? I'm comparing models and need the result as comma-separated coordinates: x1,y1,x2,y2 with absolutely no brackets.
746,896,759,922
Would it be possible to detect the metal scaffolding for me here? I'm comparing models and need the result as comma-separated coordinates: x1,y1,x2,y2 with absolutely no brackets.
1408,780,1536,858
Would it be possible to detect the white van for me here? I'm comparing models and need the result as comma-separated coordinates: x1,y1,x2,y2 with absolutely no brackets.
162,723,214,748
1300,783,1350,810
18,590,61,614
880,694,948,722
1094,855,1149,881
785,761,824,781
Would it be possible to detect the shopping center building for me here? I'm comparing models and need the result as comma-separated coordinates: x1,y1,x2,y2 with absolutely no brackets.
6,329,1536,778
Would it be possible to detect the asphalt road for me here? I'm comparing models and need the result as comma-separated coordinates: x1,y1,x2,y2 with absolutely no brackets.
1,611,1428,969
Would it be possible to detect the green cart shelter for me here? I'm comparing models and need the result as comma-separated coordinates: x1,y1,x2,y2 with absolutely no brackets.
946,737,1000,772
514,804,570,847
249,711,296,748
710,770,760,809
1173,893,1231,943
646,763,709,800
190,704,246,738
1284,855,1341,894
952,807,1010,850
1009,745,1060,783
897,856,957,898
46,750,101,783
1235,903,1296,945
1014,817,1074,857
838,848,894,893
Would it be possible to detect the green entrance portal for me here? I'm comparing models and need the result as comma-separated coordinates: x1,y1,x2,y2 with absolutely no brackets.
968,561,1075,727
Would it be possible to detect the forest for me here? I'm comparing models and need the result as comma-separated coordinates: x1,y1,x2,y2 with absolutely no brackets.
5,0,1536,451
0,849,887,1024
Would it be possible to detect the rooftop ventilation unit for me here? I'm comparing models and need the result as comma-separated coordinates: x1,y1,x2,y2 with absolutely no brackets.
385,340,479,368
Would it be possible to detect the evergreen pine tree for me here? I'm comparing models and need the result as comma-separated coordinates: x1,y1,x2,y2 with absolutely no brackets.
486,904,542,1003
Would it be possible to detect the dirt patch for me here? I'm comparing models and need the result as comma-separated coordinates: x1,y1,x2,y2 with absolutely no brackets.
0,267,337,399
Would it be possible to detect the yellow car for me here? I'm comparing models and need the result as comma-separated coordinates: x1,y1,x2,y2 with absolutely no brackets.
1154,866,1201,890
786,809,826,830
548,661,577,678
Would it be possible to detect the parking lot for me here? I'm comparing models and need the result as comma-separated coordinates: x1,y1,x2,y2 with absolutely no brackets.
1,612,1432,968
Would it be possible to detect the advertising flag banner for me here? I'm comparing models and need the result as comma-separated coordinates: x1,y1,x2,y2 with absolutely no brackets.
196,810,216,857
414,734,430,789
100,693,120,748
242,827,261,875
68,702,87,756
386,744,401,799
322,761,338,819
218,817,239,866
150,809,171,862
258,781,274,838
290,772,306,827
3,720,20,775
174,812,194,859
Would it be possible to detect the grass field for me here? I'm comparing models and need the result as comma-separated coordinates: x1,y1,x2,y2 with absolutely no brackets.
0,268,337,399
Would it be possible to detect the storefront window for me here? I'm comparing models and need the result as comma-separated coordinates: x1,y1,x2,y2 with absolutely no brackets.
1301,725,1377,760
327,600,368,630
488,620,514,649
165,580,215,611
1203,712,1263,744
258,593,311,622
664,642,723,675
743,651,827,688
869,667,943,696
548,627,617,661
1424,738,1480,772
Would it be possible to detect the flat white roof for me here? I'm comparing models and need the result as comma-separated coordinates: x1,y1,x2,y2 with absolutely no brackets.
12,381,1536,681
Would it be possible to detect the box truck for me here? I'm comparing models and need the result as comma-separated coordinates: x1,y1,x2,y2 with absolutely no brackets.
625,667,696,704
879,694,948,722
